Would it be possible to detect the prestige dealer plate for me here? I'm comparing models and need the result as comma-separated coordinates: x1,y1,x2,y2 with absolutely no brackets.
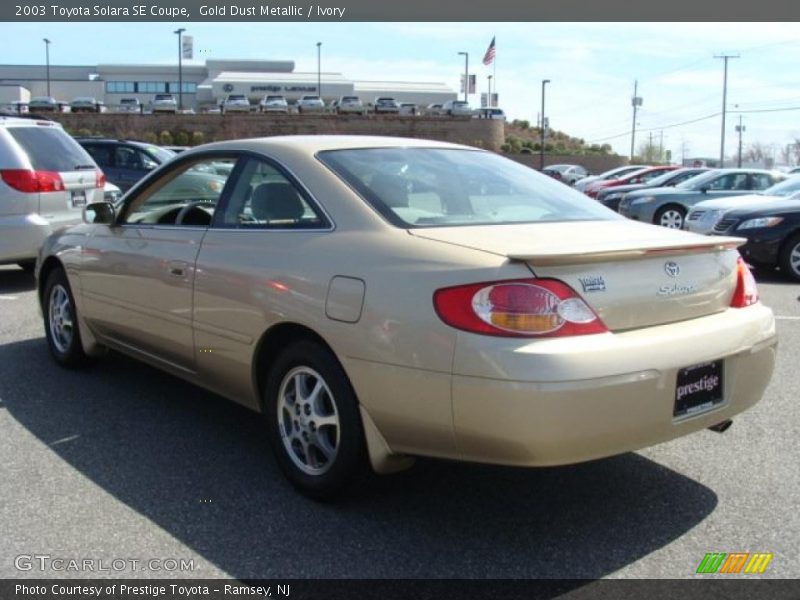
674,359,724,418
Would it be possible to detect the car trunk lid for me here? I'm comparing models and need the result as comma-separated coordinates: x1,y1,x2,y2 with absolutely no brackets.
411,220,745,331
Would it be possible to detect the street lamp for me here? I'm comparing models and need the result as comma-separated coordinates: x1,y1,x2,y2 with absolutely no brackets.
458,52,469,103
540,79,550,170
43,38,51,97
174,28,186,111
316,42,322,101
487,75,493,108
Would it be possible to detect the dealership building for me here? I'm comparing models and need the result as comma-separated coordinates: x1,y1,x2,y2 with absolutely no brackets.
0,59,457,109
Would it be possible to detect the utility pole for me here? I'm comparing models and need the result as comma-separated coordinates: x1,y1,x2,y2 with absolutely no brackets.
174,28,186,111
630,80,642,161
736,115,746,168
316,42,322,100
540,79,550,170
43,38,51,97
649,131,653,161
457,52,469,103
659,130,664,163
715,53,739,167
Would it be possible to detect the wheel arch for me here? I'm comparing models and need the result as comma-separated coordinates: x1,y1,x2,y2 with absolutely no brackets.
37,256,65,310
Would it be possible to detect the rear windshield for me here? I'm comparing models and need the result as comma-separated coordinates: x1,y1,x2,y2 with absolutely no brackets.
7,126,97,172
318,148,618,228
120,98,138,104
154,95,174,101
228,95,247,101
266,96,284,101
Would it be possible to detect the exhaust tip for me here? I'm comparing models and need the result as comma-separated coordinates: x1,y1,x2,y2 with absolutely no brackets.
708,419,733,433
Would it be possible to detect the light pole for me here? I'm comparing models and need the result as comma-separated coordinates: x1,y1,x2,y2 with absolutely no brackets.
316,42,322,100
736,115,745,168
174,28,186,111
630,80,642,161
43,38,51,97
458,52,469,103
540,79,550,170
715,53,739,167
487,75,493,107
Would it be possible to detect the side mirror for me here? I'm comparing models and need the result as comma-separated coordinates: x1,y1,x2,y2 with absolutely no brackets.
83,201,116,225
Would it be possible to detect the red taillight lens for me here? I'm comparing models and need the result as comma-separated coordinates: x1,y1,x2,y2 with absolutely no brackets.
95,169,105,188
0,169,64,193
731,256,759,308
433,278,608,338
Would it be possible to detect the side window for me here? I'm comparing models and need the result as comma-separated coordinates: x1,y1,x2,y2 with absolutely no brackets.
219,158,326,229
708,173,747,190
121,156,236,227
115,147,142,170
83,144,111,167
751,173,773,190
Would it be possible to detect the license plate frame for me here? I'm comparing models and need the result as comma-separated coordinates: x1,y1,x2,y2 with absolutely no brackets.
71,190,87,208
673,359,724,418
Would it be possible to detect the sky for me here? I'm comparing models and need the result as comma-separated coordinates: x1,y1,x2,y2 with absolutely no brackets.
3,22,800,162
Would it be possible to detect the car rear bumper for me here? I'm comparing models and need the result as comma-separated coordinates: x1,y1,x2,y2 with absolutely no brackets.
0,213,59,263
449,304,777,466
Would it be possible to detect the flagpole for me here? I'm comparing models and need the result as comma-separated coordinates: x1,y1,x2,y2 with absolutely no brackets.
492,42,496,107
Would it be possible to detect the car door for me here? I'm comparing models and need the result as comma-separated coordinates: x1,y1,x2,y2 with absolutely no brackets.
113,145,158,191
192,156,332,404
79,153,238,372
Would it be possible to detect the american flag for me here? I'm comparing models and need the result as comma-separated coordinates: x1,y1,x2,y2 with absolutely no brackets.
482,37,496,66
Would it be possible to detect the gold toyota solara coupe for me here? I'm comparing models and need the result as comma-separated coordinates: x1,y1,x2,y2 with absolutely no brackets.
36,136,778,498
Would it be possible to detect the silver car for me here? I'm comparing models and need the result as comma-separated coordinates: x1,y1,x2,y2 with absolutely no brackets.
28,96,60,113
259,95,289,114
151,94,178,114
336,96,366,115
442,100,473,117
222,94,252,114
69,97,103,113
0,116,104,270
296,95,325,113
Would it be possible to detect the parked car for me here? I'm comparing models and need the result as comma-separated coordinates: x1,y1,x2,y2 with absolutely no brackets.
685,175,800,234
103,181,122,206
117,97,141,113
221,94,252,114
788,166,800,175
76,137,225,194
259,95,289,114
296,95,325,113
0,115,104,271
442,100,473,116
373,97,400,114
36,135,776,499
584,166,678,198
710,197,800,281
474,107,506,120
425,103,444,116
28,96,60,113
151,94,178,114
619,169,786,229
542,164,590,186
574,165,649,193
541,167,563,182
69,97,103,113
398,103,419,116
337,96,366,115
597,168,710,212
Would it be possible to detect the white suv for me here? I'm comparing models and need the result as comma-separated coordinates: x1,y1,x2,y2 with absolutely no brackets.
0,116,105,270
151,94,178,113
296,95,325,113
221,94,252,114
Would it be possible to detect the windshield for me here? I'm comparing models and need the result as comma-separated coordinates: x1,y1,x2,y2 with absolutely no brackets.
675,169,725,190
764,175,800,197
8,126,97,172
318,148,619,228
546,165,571,173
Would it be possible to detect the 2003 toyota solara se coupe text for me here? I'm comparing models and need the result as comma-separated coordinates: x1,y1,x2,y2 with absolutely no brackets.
36,136,778,498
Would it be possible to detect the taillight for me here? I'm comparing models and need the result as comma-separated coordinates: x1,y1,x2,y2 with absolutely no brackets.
730,256,758,308
0,169,64,193
433,278,608,338
95,169,105,188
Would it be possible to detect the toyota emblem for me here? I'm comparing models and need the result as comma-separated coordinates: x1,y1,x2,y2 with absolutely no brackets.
664,261,681,277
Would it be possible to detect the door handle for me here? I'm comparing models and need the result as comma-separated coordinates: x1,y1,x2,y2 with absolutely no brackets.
167,260,188,277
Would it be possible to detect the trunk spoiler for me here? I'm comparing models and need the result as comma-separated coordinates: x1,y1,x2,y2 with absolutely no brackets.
508,236,745,266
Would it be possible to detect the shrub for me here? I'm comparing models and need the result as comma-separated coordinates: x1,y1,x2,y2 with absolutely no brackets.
191,131,205,146
158,130,173,145
173,131,189,146
142,132,158,144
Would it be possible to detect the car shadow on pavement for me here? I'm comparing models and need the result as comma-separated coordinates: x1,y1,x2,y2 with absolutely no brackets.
0,267,36,294
0,337,718,581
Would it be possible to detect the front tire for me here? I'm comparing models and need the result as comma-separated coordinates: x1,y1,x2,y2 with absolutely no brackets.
43,268,89,368
779,233,800,282
263,340,367,499
655,205,686,229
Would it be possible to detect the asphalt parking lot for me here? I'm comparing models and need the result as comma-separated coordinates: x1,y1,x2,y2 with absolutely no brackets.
0,264,798,580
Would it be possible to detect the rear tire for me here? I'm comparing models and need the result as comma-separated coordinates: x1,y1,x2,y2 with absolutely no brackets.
43,268,89,368
779,233,800,282
263,340,367,500
655,205,686,229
